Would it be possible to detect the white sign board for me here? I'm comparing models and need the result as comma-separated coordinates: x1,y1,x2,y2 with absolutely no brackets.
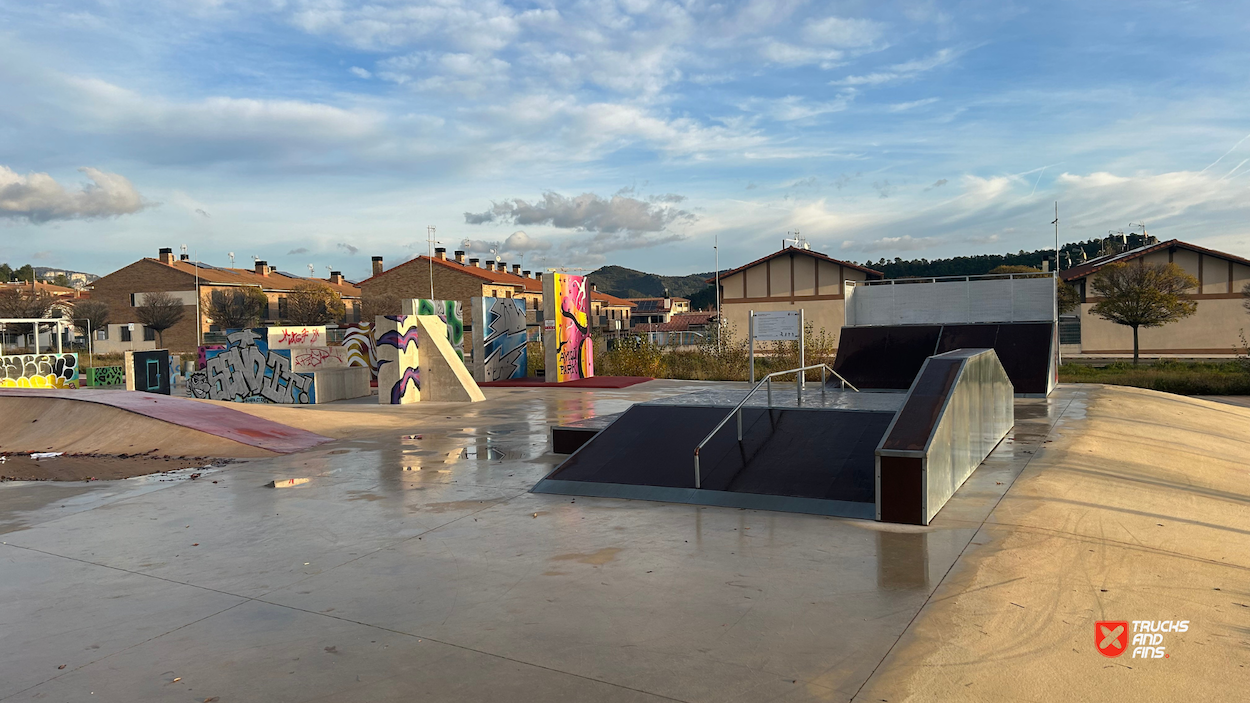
753,311,800,341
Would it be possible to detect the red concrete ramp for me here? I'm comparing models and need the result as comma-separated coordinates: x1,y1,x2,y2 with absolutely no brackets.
0,389,331,455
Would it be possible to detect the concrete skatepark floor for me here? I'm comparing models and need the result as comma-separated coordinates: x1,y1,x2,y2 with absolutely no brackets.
0,454,232,482
2,381,1249,701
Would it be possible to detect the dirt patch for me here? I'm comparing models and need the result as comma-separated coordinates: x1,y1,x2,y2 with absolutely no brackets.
550,547,623,565
0,453,236,482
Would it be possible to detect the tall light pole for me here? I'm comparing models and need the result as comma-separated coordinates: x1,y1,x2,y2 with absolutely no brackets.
427,225,437,300
714,235,721,352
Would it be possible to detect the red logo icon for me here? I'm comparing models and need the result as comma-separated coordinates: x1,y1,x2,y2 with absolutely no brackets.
1096,621,1129,657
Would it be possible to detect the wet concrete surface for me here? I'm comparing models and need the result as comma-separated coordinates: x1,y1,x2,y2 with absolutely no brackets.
0,381,1081,702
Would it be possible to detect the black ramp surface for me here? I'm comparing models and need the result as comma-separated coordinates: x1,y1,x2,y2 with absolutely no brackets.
832,326,941,390
545,405,892,503
833,322,1056,394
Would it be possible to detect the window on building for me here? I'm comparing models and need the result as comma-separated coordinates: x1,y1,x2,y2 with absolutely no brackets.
143,327,155,342
278,296,288,319
121,327,132,342
506,290,512,298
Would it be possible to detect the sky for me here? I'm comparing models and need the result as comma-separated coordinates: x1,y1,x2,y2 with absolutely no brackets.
1,1,1249,281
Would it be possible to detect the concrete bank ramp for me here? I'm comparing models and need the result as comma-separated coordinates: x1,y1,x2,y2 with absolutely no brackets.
854,385,1250,701
0,389,332,457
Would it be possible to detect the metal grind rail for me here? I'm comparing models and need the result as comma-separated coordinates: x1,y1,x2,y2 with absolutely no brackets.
692,364,859,489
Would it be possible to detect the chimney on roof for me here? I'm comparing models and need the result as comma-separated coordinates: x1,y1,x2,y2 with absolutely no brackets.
664,288,671,310
591,283,597,292
512,264,521,275
330,271,344,285
179,253,190,261
435,247,447,260
522,270,531,278
485,261,495,271
469,258,480,268
372,256,383,277
498,261,507,273
454,250,465,263
535,272,543,282
158,247,175,266
255,260,269,276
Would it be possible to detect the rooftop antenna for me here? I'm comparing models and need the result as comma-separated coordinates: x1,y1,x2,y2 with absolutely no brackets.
1051,202,1059,271
782,231,810,250
308,264,315,277
180,244,188,259
228,252,235,267
426,225,438,299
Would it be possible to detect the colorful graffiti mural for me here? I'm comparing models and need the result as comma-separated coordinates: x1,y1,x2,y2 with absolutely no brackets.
0,353,79,389
374,315,420,404
409,299,465,362
342,322,377,381
545,274,593,382
187,329,314,404
267,326,326,348
86,366,125,386
473,297,527,381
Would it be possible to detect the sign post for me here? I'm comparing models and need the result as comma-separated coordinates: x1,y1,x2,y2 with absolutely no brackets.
749,310,803,388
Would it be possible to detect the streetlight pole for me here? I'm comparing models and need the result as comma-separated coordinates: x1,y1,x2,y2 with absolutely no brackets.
714,235,721,352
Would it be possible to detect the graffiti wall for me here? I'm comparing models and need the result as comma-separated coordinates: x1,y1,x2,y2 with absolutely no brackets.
342,322,377,381
86,366,125,386
0,353,79,389
267,326,326,348
290,345,348,372
543,274,593,382
404,299,465,362
198,345,224,371
126,350,172,395
187,329,315,404
472,297,527,381
374,315,420,404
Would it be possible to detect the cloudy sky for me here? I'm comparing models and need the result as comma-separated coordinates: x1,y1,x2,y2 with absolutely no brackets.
2,1,1249,280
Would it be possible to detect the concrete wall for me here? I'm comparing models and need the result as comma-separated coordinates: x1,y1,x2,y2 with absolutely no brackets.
312,367,371,403
1079,298,1249,354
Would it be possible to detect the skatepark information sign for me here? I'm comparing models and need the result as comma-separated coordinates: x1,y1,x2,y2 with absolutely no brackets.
753,311,801,341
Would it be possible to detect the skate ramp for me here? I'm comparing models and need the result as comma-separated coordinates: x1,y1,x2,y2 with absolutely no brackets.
833,322,1056,395
0,389,331,457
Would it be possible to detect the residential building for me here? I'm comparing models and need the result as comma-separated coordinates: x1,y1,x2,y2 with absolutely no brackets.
713,245,884,339
359,249,634,335
89,248,361,353
644,312,717,347
628,296,690,327
1061,239,1250,355
0,280,88,352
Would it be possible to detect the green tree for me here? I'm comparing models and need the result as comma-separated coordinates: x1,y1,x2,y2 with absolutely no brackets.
134,291,186,348
52,274,71,288
0,263,12,282
1088,262,1198,365
14,264,35,283
285,281,347,325
204,287,269,330
0,287,55,351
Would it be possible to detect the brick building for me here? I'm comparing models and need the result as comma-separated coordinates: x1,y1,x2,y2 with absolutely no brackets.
359,249,634,333
89,248,361,353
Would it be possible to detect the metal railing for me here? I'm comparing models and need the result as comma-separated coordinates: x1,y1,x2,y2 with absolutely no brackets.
692,364,859,488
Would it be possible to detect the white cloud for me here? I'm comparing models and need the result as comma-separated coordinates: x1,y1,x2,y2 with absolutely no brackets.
758,41,843,68
888,97,939,112
801,17,886,47
349,66,371,79
0,166,149,223
466,190,695,233
832,46,967,86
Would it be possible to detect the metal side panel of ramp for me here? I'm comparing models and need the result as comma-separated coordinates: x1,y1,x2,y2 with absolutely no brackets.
533,404,893,518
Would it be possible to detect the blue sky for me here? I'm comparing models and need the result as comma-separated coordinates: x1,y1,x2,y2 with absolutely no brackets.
2,1,1249,280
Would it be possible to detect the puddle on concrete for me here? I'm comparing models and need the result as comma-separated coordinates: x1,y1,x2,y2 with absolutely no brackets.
551,547,623,565
414,498,506,513
346,491,387,502
460,447,507,461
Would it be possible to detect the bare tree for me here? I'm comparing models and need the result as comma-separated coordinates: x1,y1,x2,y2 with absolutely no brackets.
71,299,110,337
0,287,55,351
204,287,269,330
1088,262,1198,364
134,291,185,348
361,292,402,321
285,281,347,325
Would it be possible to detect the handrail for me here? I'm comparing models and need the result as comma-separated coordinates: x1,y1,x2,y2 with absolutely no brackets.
692,364,859,488
847,271,1056,287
